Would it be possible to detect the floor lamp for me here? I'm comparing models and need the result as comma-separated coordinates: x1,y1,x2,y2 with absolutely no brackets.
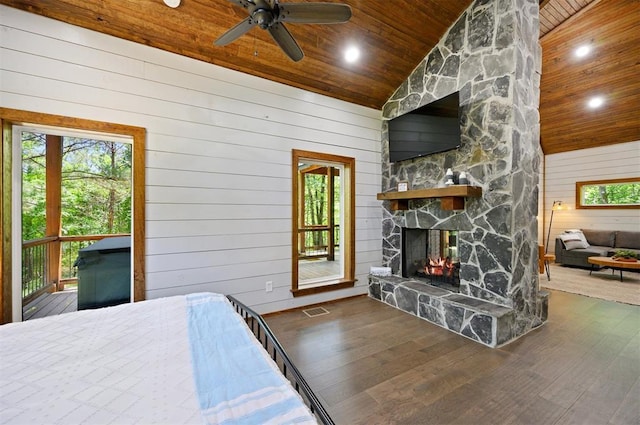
545,200,562,254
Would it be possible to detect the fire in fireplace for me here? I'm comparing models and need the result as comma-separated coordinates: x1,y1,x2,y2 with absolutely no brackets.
401,228,460,291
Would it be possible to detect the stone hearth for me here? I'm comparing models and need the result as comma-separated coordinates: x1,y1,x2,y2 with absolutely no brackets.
373,0,548,347
368,276,546,347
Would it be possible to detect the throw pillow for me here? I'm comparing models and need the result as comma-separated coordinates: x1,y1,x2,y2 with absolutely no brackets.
566,229,590,245
559,232,589,250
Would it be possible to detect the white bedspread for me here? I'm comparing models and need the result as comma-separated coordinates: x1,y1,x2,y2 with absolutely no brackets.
0,293,317,425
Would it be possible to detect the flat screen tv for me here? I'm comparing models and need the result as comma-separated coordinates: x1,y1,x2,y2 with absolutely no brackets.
388,91,461,163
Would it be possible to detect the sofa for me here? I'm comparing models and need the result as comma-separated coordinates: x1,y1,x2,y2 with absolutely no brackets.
554,229,640,269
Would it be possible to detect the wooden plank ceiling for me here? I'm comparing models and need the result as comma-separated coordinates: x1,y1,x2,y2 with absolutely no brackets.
540,0,639,154
1,0,638,155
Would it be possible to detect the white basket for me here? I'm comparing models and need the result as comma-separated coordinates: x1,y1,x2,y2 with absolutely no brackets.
370,266,392,276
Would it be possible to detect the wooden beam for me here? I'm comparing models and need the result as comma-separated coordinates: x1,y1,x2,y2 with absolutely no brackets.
440,197,465,211
45,135,62,291
377,185,482,201
378,186,482,211
327,167,335,261
1,119,12,324
390,200,409,211
298,167,306,262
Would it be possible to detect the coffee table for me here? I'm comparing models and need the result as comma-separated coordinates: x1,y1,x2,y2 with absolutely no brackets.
587,256,640,282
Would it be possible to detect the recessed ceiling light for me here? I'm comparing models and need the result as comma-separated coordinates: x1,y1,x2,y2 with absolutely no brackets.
344,46,360,63
587,96,604,109
575,44,591,58
163,0,180,8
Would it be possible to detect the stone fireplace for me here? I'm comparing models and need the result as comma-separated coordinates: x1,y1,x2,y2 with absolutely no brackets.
369,0,548,347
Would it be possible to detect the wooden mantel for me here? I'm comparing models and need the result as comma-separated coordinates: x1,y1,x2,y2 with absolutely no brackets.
377,185,482,211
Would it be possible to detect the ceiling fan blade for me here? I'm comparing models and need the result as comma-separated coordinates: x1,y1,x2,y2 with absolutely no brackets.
277,3,352,24
214,17,257,46
268,23,304,61
225,0,254,9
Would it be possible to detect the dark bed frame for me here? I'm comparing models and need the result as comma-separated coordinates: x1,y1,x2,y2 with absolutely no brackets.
227,296,334,425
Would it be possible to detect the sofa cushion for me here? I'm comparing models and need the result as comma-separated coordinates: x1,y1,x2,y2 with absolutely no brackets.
563,246,611,259
615,231,640,250
582,229,615,247
559,233,589,250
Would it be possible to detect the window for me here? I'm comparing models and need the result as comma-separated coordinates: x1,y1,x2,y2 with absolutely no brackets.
291,150,355,297
576,177,640,209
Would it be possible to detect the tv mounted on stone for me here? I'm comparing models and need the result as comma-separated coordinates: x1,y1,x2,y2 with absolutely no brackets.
388,91,461,163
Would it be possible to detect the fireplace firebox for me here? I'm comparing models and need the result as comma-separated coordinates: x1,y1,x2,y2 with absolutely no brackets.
401,228,460,291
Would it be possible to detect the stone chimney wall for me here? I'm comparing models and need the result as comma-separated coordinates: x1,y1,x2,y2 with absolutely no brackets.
380,0,545,337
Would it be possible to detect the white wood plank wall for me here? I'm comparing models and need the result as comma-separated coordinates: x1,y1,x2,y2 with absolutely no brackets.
0,6,383,313
544,141,640,249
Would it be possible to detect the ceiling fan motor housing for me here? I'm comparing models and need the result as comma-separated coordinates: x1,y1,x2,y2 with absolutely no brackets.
253,8,274,29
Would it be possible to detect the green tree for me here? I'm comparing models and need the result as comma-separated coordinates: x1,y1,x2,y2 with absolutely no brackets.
60,138,132,235
583,182,640,205
303,168,341,250
21,133,47,241
21,132,132,239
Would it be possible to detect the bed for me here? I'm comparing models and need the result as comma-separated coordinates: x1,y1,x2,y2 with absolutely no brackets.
0,292,333,425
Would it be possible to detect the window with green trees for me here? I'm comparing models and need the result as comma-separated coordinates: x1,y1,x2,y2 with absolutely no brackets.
21,132,132,241
576,177,640,209
291,149,355,297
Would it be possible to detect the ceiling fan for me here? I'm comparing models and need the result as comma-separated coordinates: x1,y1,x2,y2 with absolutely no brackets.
214,0,352,62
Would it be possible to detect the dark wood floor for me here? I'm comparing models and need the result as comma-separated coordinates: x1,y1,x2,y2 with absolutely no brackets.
266,290,640,425
22,289,78,321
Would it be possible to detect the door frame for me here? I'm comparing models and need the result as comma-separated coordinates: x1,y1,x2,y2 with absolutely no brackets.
291,149,355,297
1,108,146,323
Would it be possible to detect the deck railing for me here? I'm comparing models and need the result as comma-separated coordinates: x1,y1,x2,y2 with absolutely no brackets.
21,237,56,301
298,225,340,259
21,234,130,302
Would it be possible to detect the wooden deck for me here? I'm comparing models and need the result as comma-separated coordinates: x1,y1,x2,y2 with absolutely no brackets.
299,258,341,281
23,289,78,321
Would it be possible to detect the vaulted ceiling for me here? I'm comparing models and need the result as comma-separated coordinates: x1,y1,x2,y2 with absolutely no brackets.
539,0,639,154
1,0,637,155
